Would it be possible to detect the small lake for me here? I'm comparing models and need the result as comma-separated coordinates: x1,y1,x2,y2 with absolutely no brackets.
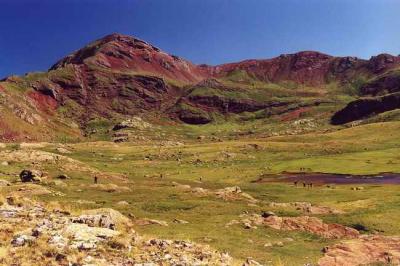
255,172,400,185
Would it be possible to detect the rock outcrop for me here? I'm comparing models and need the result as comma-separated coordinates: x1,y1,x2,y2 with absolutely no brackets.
318,235,400,266
331,92,400,125
0,197,233,265
233,213,359,239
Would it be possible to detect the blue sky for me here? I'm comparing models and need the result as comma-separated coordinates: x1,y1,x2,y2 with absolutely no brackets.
1,0,400,77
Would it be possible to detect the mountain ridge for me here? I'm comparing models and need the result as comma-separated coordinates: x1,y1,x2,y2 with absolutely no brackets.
1,33,400,141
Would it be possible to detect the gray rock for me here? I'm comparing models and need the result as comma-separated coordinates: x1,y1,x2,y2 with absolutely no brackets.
11,234,36,247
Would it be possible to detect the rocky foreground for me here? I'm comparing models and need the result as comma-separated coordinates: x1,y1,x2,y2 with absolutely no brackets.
0,195,232,266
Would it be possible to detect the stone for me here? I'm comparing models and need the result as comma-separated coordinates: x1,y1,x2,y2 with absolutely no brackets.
73,208,132,231
62,223,120,250
112,116,152,131
11,234,36,247
117,200,130,206
173,219,189,224
318,235,400,266
56,174,70,180
261,211,276,218
48,234,68,249
263,215,359,239
19,170,42,183
264,242,273,247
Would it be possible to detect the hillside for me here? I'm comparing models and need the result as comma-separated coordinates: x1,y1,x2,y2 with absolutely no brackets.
1,33,400,142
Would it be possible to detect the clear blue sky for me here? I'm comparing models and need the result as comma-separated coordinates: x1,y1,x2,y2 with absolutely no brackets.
1,0,400,78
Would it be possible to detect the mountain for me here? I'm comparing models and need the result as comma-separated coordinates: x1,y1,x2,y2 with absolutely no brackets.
0,33,399,141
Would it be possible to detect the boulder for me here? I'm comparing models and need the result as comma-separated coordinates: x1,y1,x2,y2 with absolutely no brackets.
112,116,151,131
56,174,70,180
19,170,42,183
117,200,130,206
62,223,120,250
11,234,36,247
77,208,133,231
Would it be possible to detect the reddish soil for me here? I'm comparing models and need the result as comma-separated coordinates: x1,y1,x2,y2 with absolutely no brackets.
0,119,20,141
27,91,58,114
280,107,311,121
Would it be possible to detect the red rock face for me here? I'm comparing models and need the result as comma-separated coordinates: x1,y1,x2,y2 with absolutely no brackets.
27,91,58,114
50,33,400,88
367,53,400,74
213,51,334,86
51,34,211,84
8,33,400,126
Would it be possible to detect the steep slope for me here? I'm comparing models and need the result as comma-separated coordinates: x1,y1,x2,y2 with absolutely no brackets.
51,33,211,84
1,33,400,141
332,68,400,124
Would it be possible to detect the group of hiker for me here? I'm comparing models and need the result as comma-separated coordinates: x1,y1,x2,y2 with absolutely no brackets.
293,180,313,188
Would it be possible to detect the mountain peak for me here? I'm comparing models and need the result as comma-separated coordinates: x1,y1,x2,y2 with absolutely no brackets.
50,33,210,83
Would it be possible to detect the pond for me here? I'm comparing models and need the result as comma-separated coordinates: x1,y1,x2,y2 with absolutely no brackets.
254,172,400,185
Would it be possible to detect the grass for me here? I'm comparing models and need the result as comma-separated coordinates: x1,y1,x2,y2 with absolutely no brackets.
0,120,395,264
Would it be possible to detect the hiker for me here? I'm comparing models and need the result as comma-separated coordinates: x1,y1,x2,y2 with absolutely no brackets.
94,176,98,184
303,182,306,188
294,180,298,187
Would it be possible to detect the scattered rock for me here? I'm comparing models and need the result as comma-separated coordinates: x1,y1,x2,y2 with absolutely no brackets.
318,235,400,266
263,215,359,239
243,257,263,266
235,213,359,239
63,223,120,250
261,211,276,218
47,180,67,187
78,208,133,231
264,242,273,248
172,182,192,190
269,202,344,214
56,174,70,180
215,186,258,203
117,200,130,206
56,147,71,154
191,187,210,195
112,116,152,131
11,234,36,247
135,218,169,227
173,218,189,224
